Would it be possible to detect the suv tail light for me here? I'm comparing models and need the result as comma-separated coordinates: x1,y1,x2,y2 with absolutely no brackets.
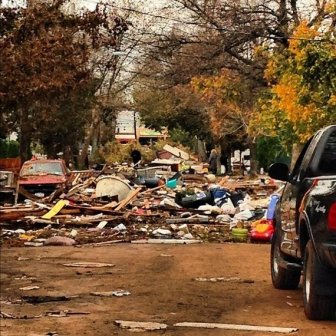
328,202,336,231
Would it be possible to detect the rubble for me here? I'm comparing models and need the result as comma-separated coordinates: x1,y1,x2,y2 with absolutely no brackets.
0,159,282,247
0,311,42,319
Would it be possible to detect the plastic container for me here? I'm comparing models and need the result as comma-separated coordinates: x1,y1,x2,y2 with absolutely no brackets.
144,177,160,188
231,228,249,242
266,194,280,220
166,179,177,189
250,219,274,242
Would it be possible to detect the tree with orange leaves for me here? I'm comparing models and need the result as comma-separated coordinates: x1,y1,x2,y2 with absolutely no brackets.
250,19,335,151
191,69,259,173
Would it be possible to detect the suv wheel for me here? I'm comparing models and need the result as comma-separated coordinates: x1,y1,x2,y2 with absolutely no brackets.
271,231,301,289
303,241,336,320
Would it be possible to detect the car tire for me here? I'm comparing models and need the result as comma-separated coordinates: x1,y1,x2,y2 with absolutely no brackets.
303,241,336,320
270,231,301,289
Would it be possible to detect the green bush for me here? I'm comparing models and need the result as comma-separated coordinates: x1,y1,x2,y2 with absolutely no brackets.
0,140,20,158
169,127,193,148
256,136,289,171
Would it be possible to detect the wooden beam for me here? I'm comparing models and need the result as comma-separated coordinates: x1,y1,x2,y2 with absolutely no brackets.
174,322,298,333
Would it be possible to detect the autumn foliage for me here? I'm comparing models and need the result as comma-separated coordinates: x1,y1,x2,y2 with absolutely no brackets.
251,20,336,147
0,1,127,161
191,70,255,145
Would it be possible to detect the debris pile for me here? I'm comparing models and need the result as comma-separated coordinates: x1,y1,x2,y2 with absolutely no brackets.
1,156,281,247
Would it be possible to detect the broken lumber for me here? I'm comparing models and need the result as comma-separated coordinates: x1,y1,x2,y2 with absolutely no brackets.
174,322,298,333
114,187,142,211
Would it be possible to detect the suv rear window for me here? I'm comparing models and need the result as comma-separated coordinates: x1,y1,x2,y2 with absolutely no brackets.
318,130,336,175
20,162,64,176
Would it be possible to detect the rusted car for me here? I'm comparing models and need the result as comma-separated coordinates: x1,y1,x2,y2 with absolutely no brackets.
16,159,69,201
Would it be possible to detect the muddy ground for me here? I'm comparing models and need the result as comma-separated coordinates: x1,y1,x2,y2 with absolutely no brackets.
0,243,335,336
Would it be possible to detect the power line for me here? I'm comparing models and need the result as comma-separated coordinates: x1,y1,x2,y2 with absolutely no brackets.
83,0,334,43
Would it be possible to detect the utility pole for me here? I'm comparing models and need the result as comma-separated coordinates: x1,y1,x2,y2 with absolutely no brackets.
133,110,137,142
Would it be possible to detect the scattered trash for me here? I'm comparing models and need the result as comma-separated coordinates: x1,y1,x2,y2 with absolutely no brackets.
91,290,131,297
131,239,201,244
152,228,172,237
45,310,90,317
19,285,40,291
193,277,254,283
0,299,23,305
69,229,78,237
115,320,168,331
63,262,115,268
0,311,42,319
44,236,76,246
24,242,44,247
97,221,108,229
249,219,274,242
113,223,127,232
231,228,249,242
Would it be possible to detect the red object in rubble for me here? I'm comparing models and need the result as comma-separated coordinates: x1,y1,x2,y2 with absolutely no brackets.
249,219,275,242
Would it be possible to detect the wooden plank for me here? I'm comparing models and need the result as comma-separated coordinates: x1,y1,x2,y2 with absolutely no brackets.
174,322,298,333
163,144,189,160
0,209,46,221
42,200,69,219
66,176,96,196
114,187,142,211
67,204,124,216
139,185,164,195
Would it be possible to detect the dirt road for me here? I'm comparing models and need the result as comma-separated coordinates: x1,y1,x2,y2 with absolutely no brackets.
0,243,335,335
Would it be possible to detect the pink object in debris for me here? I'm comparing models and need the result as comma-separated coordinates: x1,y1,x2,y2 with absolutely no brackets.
44,236,76,246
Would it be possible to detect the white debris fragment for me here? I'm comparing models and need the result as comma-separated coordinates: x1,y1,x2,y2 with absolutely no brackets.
63,262,115,268
97,221,108,229
115,320,168,331
19,286,40,291
152,228,172,237
91,290,131,297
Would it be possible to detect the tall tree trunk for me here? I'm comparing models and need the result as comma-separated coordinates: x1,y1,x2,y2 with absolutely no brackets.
78,108,100,169
248,137,258,177
91,122,100,154
194,137,207,162
63,145,71,167
290,143,302,170
19,109,31,162
216,145,221,175
19,132,31,163
110,114,117,142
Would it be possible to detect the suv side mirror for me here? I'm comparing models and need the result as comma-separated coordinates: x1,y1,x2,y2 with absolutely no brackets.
268,163,289,182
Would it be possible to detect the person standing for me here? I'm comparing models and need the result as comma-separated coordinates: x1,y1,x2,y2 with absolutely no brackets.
208,148,218,174
131,148,141,167
220,151,229,175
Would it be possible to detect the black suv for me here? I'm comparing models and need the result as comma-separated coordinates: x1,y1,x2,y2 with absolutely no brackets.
269,125,336,320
